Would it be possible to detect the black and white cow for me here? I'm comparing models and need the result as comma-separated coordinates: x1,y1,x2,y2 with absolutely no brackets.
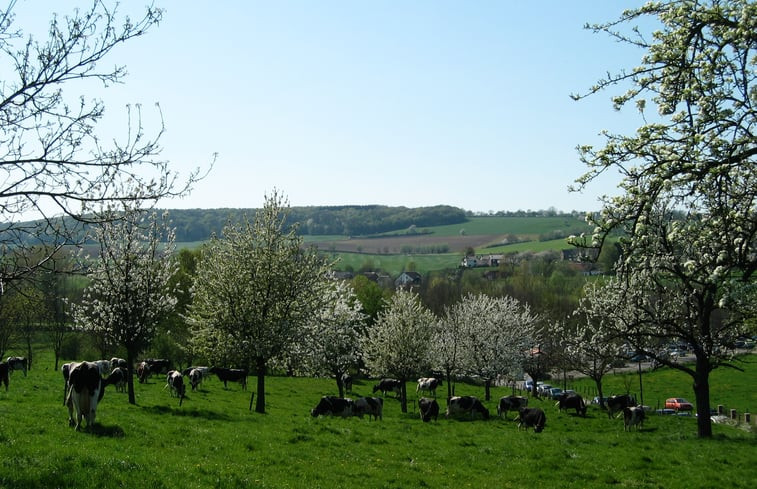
110,357,127,369
556,392,587,417
418,397,440,422
607,394,636,419
145,358,171,376
6,356,27,376
310,396,354,417
209,367,248,390
354,396,383,420
623,406,645,431
416,377,442,397
166,370,186,405
0,361,8,391
137,361,150,383
61,362,73,404
497,395,529,419
372,378,402,398
188,368,203,391
93,359,111,377
106,367,127,393
516,407,546,433
341,372,353,393
446,396,489,420
65,361,105,431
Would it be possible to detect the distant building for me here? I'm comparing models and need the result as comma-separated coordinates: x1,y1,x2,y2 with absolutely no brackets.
394,271,422,289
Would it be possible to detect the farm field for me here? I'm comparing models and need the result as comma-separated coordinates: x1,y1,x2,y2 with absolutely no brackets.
1,353,755,489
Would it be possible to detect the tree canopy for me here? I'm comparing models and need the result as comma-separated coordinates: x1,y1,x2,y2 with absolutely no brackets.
572,0,757,437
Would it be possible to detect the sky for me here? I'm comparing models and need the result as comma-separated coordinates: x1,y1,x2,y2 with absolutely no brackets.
13,1,649,214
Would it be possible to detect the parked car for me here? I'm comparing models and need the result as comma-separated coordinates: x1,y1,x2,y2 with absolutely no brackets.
548,387,563,399
537,384,552,396
591,396,608,405
665,397,694,411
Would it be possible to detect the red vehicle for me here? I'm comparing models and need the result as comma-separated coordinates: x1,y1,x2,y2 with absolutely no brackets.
665,398,694,412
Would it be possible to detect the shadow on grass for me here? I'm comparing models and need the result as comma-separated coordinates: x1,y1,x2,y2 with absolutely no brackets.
139,404,233,421
88,423,126,438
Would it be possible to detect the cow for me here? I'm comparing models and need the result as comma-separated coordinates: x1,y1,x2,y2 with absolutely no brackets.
418,397,440,422
182,366,210,379
93,359,111,377
137,361,150,383
144,358,171,376
0,361,8,391
209,367,248,390
354,396,383,420
497,395,529,419
372,378,402,398
188,368,203,391
341,372,353,393
416,377,442,397
61,362,73,404
556,392,587,417
6,356,27,376
65,361,105,431
445,396,489,420
516,407,546,433
607,394,636,419
110,357,127,369
106,367,127,393
623,406,645,431
165,370,186,406
310,396,354,418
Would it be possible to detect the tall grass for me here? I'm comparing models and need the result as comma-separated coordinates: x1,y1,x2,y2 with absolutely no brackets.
1,352,755,488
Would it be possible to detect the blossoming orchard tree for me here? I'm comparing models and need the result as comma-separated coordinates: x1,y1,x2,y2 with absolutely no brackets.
74,205,179,405
300,280,366,398
457,294,539,401
0,2,202,292
187,191,334,414
362,289,435,413
571,1,757,437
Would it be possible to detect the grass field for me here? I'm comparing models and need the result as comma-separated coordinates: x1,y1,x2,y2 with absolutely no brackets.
1,352,755,489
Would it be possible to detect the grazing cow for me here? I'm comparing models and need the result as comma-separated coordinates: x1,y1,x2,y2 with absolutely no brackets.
0,361,8,391
93,359,111,377
182,366,210,379
106,367,127,393
145,358,171,376
416,377,442,397
354,396,383,420
209,367,248,390
606,394,636,419
136,361,149,383
6,356,27,376
341,372,353,393
310,396,354,417
166,370,186,405
556,393,587,417
445,396,490,420
110,357,127,369
188,368,203,391
65,361,105,431
497,395,529,419
372,378,402,398
418,397,440,422
623,406,645,431
516,407,546,433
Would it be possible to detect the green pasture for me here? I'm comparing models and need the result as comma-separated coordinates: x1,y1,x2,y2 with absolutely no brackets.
397,216,591,238
1,352,755,489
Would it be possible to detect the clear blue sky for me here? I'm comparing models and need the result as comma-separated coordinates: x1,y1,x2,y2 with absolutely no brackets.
16,1,647,213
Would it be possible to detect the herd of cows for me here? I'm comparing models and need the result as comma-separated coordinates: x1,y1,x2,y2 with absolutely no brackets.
313,375,645,434
1,356,646,434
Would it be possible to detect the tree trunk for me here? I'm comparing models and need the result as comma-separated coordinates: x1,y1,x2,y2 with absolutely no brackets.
127,350,137,405
26,337,32,371
336,371,344,398
693,354,713,438
484,378,492,401
594,378,605,409
255,357,266,414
